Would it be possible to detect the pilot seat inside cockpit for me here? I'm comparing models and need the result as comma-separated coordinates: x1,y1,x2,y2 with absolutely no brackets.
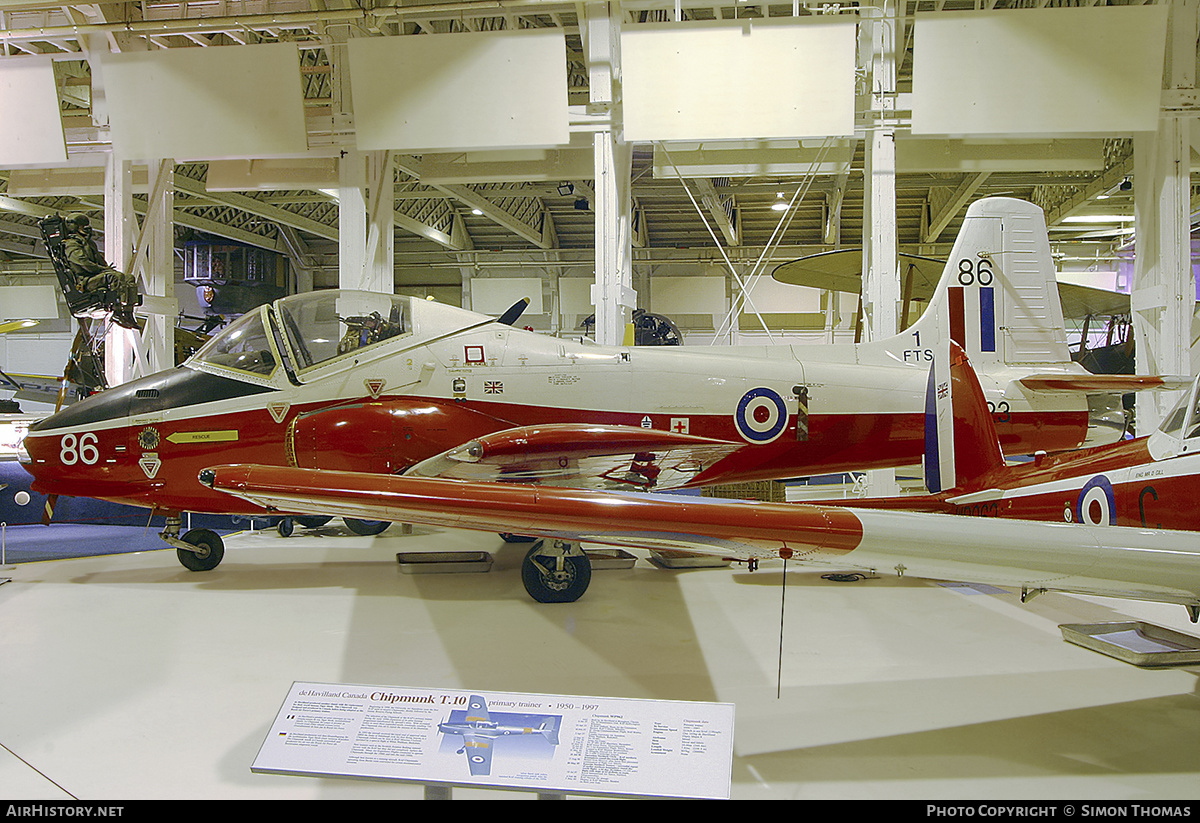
39,213,142,330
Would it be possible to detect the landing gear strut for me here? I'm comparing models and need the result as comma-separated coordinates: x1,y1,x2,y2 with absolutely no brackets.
160,514,226,571
521,539,591,603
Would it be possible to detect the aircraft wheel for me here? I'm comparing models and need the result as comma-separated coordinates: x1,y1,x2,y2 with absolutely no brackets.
177,528,225,572
295,515,332,529
521,540,591,603
277,518,294,537
499,533,537,543
344,518,391,536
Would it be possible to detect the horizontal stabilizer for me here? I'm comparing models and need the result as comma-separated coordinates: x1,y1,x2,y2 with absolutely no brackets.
1018,374,1192,393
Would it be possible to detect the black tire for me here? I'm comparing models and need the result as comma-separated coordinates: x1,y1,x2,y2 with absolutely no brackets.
177,528,225,572
499,533,537,543
277,518,294,537
295,515,332,529
344,518,391,536
521,542,592,603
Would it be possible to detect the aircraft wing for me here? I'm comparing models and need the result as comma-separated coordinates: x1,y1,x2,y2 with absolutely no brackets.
772,249,1134,320
772,249,945,300
203,464,1200,610
403,423,743,491
460,733,493,776
466,694,491,724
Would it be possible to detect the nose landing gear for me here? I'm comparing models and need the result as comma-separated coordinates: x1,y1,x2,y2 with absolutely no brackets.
159,514,226,571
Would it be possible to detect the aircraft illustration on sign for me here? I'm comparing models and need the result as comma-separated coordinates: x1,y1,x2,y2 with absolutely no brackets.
19,197,1161,601
437,694,559,777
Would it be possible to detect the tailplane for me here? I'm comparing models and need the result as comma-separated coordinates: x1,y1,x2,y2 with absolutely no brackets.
539,718,560,746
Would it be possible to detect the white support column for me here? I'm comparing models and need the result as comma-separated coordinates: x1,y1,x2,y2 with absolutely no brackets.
1133,122,1192,432
586,1,635,346
1132,0,1197,433
362,150,394,294
862,0,901,496
137,159,175,375
861,1,900,345
338,150,370,291
103,155,136,386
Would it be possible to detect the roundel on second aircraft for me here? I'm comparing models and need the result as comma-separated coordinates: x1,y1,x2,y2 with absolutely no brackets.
1076,475,1116,526
735,387,789,444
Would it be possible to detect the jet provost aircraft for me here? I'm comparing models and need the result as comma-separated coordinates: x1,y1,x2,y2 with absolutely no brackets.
198,354,1200,613
21,197,1133,589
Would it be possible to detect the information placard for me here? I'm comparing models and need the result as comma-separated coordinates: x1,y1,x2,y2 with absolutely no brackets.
252,682,734,799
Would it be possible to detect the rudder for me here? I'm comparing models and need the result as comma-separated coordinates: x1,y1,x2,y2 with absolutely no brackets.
894,197,1072,372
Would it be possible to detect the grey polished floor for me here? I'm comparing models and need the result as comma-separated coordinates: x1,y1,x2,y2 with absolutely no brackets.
2,522,1198,800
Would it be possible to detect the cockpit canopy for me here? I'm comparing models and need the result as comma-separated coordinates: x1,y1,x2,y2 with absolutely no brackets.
1157,375,1200,441
190,291,414,382
276,290,411,370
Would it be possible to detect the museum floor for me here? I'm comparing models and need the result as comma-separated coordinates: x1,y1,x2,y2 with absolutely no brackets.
2,521,1199,801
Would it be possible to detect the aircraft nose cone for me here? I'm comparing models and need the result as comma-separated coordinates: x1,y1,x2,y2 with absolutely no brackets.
198,468,216,488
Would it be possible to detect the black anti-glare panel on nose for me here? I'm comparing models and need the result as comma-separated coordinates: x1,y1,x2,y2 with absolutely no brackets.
29,367,277,432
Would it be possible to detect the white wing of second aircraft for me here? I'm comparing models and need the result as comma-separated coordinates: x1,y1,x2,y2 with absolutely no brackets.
203,463,1200,614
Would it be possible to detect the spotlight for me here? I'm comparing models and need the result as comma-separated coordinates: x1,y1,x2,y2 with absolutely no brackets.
557,182,575,197
1119,177,1132,192
771,192,789,212
574,197,590,211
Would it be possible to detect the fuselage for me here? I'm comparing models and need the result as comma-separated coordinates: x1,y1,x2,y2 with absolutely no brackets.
844,375,1200,533
20,290,1090,516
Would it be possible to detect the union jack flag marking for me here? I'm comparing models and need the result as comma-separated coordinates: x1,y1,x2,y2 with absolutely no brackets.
484,381,503,394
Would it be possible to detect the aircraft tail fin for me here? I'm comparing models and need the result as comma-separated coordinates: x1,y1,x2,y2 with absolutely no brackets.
924,343,1006,494
539,718,560,746
894,197,1072,371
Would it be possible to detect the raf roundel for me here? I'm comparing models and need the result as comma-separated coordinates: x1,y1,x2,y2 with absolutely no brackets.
734,387,789,443
1076,475,1116,527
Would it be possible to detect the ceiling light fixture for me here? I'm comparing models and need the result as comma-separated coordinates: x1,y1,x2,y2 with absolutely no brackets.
771,192,789,212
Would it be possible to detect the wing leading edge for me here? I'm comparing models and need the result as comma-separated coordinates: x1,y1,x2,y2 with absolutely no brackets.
202,463,1200,610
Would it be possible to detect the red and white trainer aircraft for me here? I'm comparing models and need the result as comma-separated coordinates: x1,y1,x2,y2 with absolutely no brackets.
19,197,1144,598
200,348,1200,612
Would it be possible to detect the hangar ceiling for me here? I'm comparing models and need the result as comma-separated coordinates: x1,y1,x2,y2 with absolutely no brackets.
0,0,1183,296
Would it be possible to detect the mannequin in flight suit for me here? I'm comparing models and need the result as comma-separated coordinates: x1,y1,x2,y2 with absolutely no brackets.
62,213,139,329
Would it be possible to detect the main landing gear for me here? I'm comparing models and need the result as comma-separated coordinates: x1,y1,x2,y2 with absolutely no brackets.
158,513,592,603
274,515,391,537
159,515,226,572
520,539,592,603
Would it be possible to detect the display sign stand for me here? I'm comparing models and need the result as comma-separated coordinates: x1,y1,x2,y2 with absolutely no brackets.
253,682,735,800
